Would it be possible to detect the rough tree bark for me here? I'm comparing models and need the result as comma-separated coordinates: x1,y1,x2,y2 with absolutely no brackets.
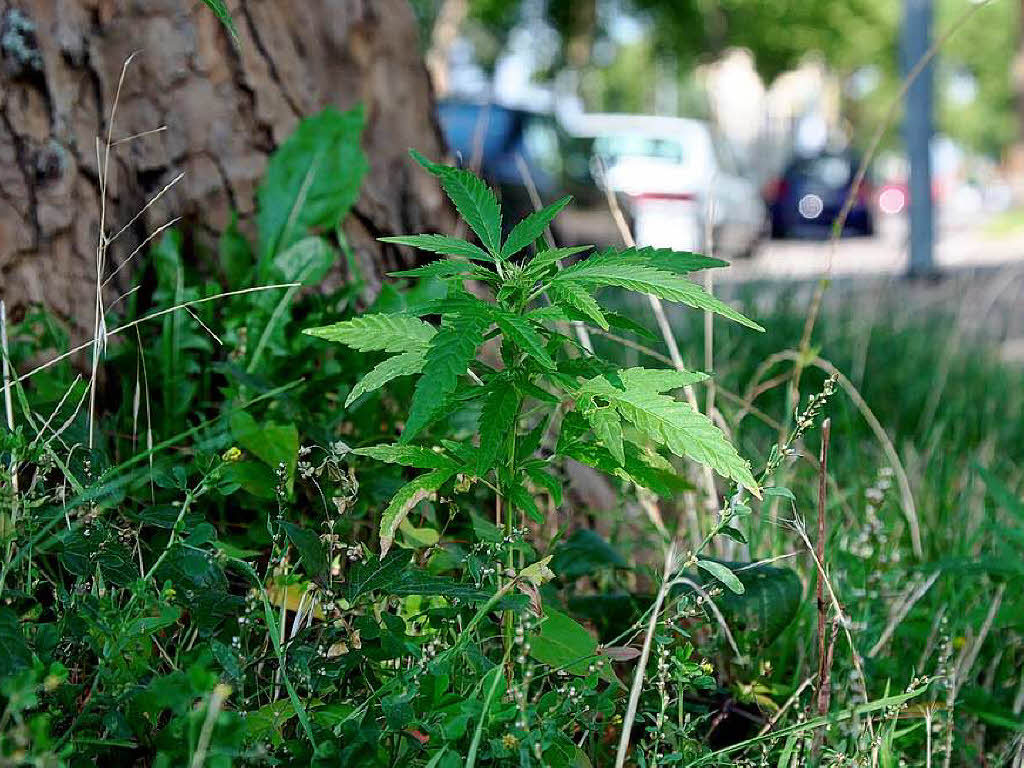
0,0,450,341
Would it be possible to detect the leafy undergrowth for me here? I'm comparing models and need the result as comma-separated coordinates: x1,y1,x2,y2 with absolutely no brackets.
1,108,1022,767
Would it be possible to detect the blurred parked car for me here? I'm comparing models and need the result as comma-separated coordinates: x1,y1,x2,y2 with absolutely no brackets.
436,99,626,247
564,113,766,259
437,99,563,233
765,150,874,238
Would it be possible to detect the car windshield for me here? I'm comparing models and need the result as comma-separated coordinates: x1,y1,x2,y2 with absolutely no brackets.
592,134,685,164
793,154,855,188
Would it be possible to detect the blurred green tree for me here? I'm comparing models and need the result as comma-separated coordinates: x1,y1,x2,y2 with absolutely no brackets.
411,0,1016,156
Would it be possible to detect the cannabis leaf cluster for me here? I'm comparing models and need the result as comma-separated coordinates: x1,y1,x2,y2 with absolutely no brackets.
306,150,762,555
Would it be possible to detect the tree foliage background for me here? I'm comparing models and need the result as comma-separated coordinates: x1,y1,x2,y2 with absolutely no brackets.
412,0,1019,156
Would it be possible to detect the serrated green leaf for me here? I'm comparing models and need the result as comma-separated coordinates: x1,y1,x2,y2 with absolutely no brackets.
697,559,745,594
579,375,758,492
477,378,520,475
585,407,624,464
494,314,556,369
523,246,591,278
410,150,502,255
617,367,709,393
552,259,762,331
523,461,563,505
380,469,455,557
562,246,727,274
304,314,436,353
407,289,495,320
501,196,572,258
258,106,367,258
547,282,609,330
389,260,496,281
509,477,542,523
380,234,494,264
402,315,488,442
345,349,426,407
603,311,659,340
352,443,459,471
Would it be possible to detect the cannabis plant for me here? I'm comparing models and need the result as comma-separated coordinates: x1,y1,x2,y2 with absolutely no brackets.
306,151,762,566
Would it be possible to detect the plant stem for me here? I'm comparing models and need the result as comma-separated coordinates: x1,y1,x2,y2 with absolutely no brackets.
615,542,678,768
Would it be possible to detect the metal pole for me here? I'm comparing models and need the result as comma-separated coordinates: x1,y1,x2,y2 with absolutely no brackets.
902,0,936,277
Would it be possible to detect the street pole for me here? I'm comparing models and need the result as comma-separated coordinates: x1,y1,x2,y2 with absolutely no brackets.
902,0,936,277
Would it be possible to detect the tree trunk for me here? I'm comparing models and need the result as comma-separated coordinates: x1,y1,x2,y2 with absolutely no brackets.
0,0,450,341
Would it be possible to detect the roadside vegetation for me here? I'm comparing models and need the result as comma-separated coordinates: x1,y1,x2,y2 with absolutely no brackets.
2,83,1022,768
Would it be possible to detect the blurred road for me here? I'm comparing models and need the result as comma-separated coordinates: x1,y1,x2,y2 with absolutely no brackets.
720,213,1024,281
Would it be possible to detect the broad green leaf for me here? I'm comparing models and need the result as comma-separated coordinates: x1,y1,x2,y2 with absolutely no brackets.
341,551,410,601
410,150,502,255
528,608,618,685
230,411,299,489
579,376,758,493
585,407,624,464
501,195,572,259
697,559,745,594
547,282,608,330
551,530,627,579
552,260,762,330
398,519,440,548
380,234,494,264
345,350,427,407
155,546,243,631
304,314,436,353
402,315,488,442
282,522,328,584
494,314,555,369
352,443,458,471
476,378,519,475
248,236,336,373
716,563,801,647
258,106,367,258
390,570,507,602
379,469,456,557
0,607,31,678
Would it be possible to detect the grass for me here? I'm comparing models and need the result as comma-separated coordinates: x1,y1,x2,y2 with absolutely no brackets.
1,46,1022,762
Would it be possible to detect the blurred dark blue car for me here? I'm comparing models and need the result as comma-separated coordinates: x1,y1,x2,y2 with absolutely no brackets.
765,150,875,239
436,99,563,231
